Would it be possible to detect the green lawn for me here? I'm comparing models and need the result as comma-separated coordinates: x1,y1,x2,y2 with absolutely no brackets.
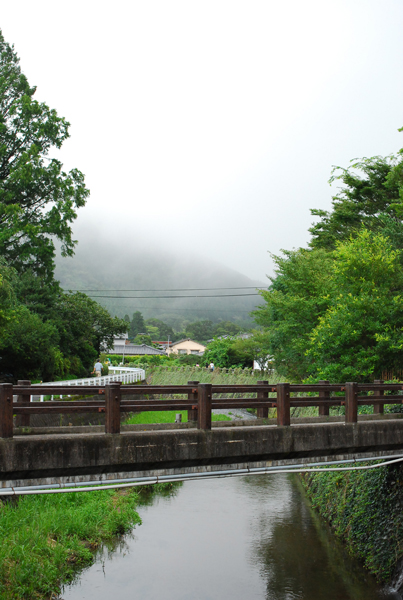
124,410,231,424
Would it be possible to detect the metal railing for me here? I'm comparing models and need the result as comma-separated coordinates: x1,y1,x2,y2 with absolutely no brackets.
0,379,402,438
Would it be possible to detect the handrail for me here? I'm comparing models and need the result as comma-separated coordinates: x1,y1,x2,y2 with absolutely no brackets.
30,367,146,401
1,380,403,439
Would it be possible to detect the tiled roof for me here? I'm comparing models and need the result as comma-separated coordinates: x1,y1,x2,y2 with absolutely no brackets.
112,344,166,355
170,338,205,348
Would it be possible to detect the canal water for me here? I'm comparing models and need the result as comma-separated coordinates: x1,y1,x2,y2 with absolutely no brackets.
62,474,400,600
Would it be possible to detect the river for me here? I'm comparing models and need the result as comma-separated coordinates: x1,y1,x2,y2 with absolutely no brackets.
62,474,400,599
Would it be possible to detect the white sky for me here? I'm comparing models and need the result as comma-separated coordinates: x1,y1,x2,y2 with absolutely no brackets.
2,0,403,281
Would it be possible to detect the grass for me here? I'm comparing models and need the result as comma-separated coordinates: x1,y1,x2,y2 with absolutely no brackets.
124,410,231,424
0,484,176,599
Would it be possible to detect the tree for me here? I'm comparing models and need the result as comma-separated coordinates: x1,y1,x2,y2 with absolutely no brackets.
212,321,242,337
145,318,174,340
306,229,403,382
133,333,153,346
309,154,403,250
0,30,89,280
129,311,146,340
253,248,334,380
203,337,249,368
0,257,16,329
0,304,63,382
185,320,214,342
232,330,272,371
53,292,128,376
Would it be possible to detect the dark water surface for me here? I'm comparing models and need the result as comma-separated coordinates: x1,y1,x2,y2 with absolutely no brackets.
62,474,399,600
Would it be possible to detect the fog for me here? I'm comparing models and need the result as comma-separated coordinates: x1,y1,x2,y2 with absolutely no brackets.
2,1,403,281
55,230,264,326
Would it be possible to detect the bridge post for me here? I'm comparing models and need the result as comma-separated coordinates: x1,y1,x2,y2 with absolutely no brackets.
187,381,199,424
276,383,290,426
0,384,14,438
374,380,384,414
16,380,31,427
105,383,121,434
318,380,330,417
257,380,269,418
345,382,358,423
197,383,212,430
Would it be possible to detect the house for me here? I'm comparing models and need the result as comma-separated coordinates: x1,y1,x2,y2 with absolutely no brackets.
166,338,206,356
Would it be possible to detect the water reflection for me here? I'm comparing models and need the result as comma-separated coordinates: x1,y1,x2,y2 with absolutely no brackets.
62,474,397,600
242,475,383,599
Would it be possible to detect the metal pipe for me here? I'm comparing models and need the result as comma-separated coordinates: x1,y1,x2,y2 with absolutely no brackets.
2,453,403,496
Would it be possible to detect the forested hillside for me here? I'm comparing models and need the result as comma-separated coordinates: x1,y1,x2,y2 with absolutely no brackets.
55,234,264,330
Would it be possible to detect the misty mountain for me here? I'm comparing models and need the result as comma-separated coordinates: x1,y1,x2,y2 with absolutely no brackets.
55,235,266,330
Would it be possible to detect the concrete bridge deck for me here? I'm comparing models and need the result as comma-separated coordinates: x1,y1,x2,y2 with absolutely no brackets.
2,415,403,488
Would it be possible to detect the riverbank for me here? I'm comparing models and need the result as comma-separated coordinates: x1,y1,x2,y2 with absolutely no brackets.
0,484,176,599
302,463,403,592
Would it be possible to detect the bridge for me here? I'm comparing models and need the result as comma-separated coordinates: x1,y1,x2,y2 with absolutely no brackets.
1,380,403,492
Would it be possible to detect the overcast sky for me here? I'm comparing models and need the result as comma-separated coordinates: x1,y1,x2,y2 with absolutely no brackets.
2,0,403,281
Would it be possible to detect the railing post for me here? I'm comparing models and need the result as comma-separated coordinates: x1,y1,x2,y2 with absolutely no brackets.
345,382,358,424
187,380,199,424
257,380,268,418
105,383,121,434
16,380,31,427
318,380,330,417
0,384,14,438
374,379,384,415
197,383,212,430
276,383,290,426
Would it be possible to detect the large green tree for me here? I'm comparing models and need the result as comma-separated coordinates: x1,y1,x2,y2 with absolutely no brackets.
54,292,128,376
232,330,272,371
0,30,89,280
129,311,146,340
145,318,174,340
253,248,334,380
185,320,214,342
306,229,403,382
309,153,403,250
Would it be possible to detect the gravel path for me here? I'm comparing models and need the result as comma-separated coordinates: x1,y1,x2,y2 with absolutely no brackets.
213,408,257,421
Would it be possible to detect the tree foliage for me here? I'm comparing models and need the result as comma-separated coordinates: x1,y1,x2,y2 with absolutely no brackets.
203,337,250,368
129,311,146,340
0,30,89,280
145,318,174,340
306,230,403,382
232,330,272,371
309,153,403,250
254,147,403,382
253,248,334,380
53,292,128,376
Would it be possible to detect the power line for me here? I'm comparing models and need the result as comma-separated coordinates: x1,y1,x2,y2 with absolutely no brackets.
71,287,264,292
86,293,259,299
116,307,254,312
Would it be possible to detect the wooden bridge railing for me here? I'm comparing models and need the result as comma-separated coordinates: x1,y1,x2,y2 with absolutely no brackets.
0,379,402,438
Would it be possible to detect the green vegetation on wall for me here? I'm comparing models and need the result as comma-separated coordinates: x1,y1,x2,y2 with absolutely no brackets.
302,464,403,583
